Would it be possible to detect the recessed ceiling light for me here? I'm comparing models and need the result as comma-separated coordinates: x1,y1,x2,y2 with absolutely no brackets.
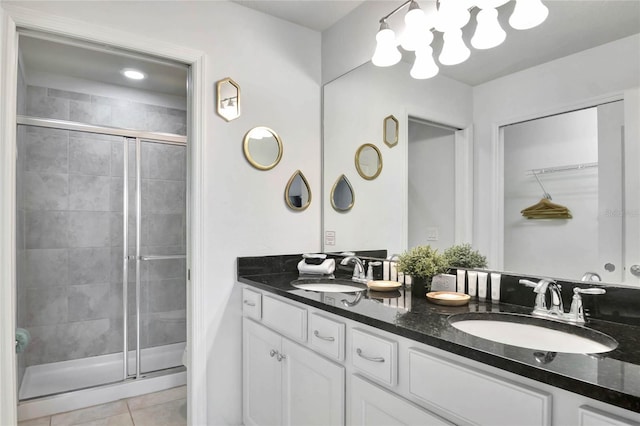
122,69,146,80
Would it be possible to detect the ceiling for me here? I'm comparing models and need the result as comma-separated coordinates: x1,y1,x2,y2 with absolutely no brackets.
234,0,640,86
18,1,640,91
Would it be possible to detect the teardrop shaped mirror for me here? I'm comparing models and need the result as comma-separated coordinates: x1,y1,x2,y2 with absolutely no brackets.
355,143,383,180
285,170,312,211
217,77,241,121
331,174,355,212
243,126,283,170
384,115,399,148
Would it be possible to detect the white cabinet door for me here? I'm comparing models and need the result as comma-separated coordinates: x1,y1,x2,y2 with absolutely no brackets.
350,375,453,426
243,318,282,426
282,339,345,426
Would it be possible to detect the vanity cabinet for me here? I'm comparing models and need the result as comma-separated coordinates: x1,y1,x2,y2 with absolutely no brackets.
241,285,640,426
243,318,345,426
350,374,453,426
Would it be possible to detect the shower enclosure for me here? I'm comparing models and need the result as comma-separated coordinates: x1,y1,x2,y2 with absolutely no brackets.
15,115,187,401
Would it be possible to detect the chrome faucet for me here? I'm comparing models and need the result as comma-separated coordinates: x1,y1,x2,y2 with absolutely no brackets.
581,272,601,282
340,256,367,284
520,278,605,323
520,278,563,317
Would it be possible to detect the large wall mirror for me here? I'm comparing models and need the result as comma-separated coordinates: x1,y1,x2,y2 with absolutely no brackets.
322,1,640,286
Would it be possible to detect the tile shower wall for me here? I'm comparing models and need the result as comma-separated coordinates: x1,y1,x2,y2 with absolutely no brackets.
18,85,186,368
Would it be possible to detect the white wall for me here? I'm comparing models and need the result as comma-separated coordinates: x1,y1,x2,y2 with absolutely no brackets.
408,122,455,251
1,1,322,424
323,60,472,255
473,34,640,273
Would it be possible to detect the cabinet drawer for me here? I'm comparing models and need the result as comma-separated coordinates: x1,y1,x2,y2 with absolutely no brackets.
408,348,551,426
309,313,345,361
351,328,397,386
242,288,262,320
262,295,307,342
578,406,640,426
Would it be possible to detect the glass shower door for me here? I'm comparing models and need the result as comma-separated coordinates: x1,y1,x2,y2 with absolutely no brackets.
135,139,187,375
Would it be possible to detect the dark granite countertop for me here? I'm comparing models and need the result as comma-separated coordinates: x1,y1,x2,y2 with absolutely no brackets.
238,267,640,414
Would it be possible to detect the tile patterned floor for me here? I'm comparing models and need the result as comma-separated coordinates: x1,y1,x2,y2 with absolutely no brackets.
18,386,187,426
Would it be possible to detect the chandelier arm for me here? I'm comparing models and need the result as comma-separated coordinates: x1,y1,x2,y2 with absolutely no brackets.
379,0,414,23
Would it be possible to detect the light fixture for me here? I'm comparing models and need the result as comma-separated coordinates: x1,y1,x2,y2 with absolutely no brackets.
439,29,471,65
509,0,549,30
371,0,549,80
122,69,146,80
400,1,432,52
372,21,402,67
410,46,439,79
471,8,506,49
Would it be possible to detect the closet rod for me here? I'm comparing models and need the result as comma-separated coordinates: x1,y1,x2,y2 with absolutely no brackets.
528,162,598,176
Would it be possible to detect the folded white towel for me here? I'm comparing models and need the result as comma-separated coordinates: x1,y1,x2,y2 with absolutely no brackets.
297,258,335,275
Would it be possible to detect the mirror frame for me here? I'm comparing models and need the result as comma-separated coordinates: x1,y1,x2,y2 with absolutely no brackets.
216,77,241,122
330,174,355,212
242,126,283,171
383,115,399,148
285,170,312,211
355,143,383,180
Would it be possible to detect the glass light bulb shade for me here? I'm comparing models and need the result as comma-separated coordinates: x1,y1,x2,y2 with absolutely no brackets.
410,47,439,79
372,27,401,67
471,8,506,49
400,6,432,51
509,0,549,30
434,0,471,32
439,29,471,65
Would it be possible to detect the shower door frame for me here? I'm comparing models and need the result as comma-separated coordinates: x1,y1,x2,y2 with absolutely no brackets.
16,116,187,382
0,10,207,425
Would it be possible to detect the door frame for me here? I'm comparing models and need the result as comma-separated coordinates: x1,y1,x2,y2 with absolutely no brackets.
490,91,640,285
0,6,207,425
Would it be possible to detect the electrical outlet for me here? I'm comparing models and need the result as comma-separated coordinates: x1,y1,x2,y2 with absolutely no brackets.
325,230,336,246
426,227,439,241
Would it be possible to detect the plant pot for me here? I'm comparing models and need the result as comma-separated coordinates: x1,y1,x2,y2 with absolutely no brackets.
411,276,431,297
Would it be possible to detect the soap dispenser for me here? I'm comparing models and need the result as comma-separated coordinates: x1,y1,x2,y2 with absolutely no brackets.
367,261,381,281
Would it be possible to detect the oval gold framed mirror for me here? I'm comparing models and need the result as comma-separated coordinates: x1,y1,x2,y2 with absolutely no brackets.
216,78,240,121
243,126,283,170
331,174,355,212
285,170,312,211
384,115,399,148
355,143,383,180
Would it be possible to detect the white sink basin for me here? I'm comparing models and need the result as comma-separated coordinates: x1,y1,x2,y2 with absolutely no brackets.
449,313,617,354
291,278,367,293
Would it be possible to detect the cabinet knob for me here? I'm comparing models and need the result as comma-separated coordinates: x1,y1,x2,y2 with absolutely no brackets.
276,353,287,362
243,300,256,307
269,349,278,358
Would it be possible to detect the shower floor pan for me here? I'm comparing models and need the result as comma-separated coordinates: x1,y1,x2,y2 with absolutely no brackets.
19,342,185,400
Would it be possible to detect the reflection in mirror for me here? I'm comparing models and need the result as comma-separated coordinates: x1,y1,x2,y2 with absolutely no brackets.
355,143,383,180
503,102,627,282
384,115,399,148
331,174,355,212
285,170,312,211
243,126,283,170
216,77,240,121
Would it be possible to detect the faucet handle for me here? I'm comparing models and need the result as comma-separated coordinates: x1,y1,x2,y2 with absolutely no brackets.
574,287,606,296
519,279,538,288
568,287,605,323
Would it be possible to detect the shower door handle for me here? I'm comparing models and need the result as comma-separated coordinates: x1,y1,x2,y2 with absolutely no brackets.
140,255,186,261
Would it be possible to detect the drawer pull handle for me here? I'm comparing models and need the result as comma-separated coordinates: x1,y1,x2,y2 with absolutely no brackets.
269,349,278,358
356,348,385,363
243,300,256,307
313,330,335,342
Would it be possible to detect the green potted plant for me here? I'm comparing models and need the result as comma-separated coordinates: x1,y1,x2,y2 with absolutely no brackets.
443,243,488,270
396,245,448,296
